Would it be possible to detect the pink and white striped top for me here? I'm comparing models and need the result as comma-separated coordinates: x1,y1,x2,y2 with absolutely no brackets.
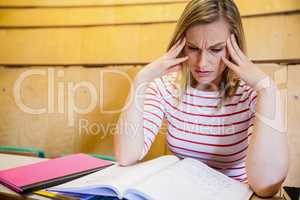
140,73,257,183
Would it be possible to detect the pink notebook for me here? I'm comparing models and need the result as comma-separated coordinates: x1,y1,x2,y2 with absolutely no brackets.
0,153,113,193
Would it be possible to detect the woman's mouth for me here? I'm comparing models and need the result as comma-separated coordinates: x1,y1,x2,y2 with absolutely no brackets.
195,70,213,77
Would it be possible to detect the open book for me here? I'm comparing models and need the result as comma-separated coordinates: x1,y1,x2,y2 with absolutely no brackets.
49,155,253,200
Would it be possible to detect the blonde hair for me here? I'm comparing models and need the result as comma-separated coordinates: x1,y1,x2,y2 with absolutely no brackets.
167,0,246,107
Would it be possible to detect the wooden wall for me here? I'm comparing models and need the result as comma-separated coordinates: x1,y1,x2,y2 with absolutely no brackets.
0,0,299,186
0,0,299,64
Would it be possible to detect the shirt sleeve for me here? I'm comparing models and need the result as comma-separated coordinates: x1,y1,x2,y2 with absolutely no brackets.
138,80,165,160
248,87,257,115
246,86,257,142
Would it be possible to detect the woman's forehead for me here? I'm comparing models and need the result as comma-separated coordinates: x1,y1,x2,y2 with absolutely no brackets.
185,19,230,46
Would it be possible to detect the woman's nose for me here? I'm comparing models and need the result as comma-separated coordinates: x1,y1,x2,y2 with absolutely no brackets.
197,51,210,69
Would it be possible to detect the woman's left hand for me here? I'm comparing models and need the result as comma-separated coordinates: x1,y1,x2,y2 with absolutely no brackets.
222,34,269,90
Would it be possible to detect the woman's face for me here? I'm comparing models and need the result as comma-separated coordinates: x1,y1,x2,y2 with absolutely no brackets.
183,18,231,90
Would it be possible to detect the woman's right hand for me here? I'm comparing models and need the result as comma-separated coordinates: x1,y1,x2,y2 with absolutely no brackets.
136,37,188,83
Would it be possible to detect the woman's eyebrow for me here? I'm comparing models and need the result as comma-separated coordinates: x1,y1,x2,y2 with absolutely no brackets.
210,42,226,48
186,41,226,48
186,41,198,47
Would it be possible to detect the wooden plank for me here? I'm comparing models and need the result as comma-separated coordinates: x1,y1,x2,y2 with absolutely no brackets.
0,4,185,27
0,67,76,157
285,64,300,187
0,66,166,159
235,0,300,17
0,13,299,65
0,1,299,28
258,64,287,83
0,0,188,7
244,13,300,61
0,0,299,17
0,23,174,65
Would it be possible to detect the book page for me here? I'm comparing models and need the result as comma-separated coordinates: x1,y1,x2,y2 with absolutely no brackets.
50,155,179,198
126,158,253,200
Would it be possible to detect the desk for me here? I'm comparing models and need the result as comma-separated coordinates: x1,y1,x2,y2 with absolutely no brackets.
0,153,282,200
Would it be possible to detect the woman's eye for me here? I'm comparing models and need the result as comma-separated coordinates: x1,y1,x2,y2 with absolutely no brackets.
211,48,223,53
188,46,198,51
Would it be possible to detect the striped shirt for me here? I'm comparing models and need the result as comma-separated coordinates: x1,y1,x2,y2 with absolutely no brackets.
140,73,257,183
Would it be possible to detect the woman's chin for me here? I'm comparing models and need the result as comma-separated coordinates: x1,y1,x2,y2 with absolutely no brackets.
192,77,220,91
194,78,214,86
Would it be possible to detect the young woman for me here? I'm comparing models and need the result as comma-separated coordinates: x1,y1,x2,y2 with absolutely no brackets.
114,0,288,197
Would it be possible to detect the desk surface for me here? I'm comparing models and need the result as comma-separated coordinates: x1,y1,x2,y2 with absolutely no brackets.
0,153,283,200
